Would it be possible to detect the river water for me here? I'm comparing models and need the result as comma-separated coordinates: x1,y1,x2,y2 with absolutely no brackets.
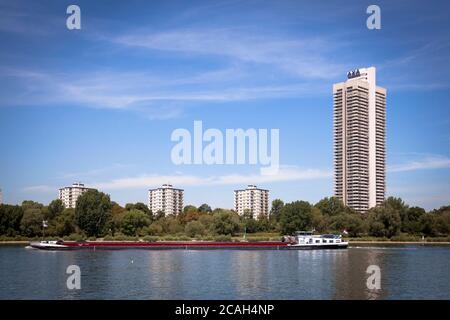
0,244,449,299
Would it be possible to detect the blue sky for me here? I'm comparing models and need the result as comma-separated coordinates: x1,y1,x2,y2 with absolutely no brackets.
0,0,449,210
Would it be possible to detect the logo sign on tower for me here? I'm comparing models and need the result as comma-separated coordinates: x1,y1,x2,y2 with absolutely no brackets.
347,69,361,79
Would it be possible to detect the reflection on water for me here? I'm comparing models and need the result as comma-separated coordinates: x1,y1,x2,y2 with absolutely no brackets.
331,248,386,300
0,245,449,299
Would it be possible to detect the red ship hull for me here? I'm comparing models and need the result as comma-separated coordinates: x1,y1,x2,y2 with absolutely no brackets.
61,241,290,250
30,240,348,250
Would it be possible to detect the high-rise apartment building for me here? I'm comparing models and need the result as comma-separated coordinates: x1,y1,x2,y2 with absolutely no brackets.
234,185,269,218
59,182,94,209
333,67,386,213
148,184,184,216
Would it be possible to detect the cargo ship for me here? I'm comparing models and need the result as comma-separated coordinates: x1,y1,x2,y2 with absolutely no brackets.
29,232,348,250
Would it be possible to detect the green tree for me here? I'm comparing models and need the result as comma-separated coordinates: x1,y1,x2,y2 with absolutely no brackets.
154,210,165,220
241,209,259,233
163,216,184,234
185,220,206,237
198,203,212,213
75,190,112,237
315,197,345,216
383,197,409,232
21,200,44,211
134,202,151,216
198,214,213,228
434,206,450,235
420,213,438,236
270,199,284,222
367,202,402,238
183,205,198,214
211,210,241,235
279,201,313,234
47,199,64,219
0,205,24,236
20,208,44,237
53,208,76,237
402,206,425,234
311,207,328,233
368,220,385,237
147,222,163,235
330,213,365,237
109,202,126,236
125,202,151,217
256,214,271,232
179,210,202,224
121,209,150,236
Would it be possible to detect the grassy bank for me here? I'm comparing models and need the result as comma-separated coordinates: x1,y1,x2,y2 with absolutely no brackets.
343,235,450,242
1,233,450,244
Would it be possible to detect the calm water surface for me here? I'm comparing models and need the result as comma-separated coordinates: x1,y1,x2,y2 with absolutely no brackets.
0,245,449,299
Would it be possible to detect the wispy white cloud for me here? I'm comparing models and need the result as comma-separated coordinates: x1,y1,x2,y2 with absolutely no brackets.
66,154,450,190
388,155,450,173
0,27,347,114
91,165,332,190
0,66,329,116
25,154,450,194
114,29,346,80
380,38,450,91
22,185,55,193
55,163,132,180
387,181,450,211
0,1,57,36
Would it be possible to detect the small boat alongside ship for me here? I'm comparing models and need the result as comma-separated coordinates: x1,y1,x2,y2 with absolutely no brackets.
29,240,70,250
29,231,348,250
282,231,348,249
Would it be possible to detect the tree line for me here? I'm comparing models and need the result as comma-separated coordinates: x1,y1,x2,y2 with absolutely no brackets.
0,189,449,240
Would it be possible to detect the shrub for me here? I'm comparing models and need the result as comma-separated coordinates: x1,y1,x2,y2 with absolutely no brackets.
64,233,85,241
162,235,177,241
246,236,270,241
143,235,159,242
391,234,421,242
147,223,164,236
112,234,138,241
426,236,450,242
213,234,232,242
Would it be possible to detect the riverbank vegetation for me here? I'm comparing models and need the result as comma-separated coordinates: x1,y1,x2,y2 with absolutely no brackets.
0,190,449,241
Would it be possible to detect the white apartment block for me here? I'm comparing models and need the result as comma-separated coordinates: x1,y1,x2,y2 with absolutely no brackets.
59,182,94,209
234,185,269,218
333,67,386,213
148,184,184,216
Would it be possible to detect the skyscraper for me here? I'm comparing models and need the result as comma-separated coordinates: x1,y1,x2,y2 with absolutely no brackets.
333,67,386,213
148,184,184,216
234,185,269,218
59,182,94,208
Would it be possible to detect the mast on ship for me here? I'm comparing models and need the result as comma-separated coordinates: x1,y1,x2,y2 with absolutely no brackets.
41,220,48,241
